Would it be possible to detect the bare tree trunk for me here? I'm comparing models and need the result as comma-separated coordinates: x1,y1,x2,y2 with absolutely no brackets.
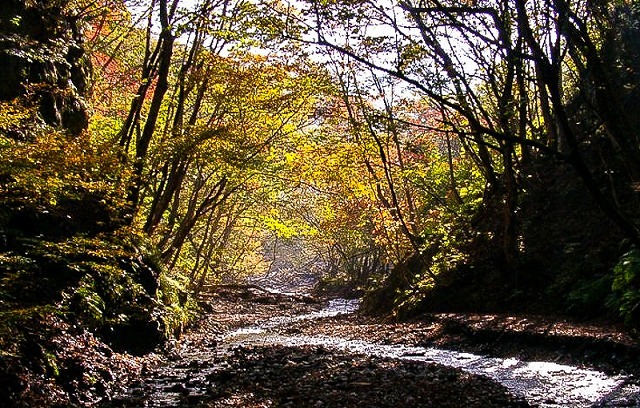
128,0,177,213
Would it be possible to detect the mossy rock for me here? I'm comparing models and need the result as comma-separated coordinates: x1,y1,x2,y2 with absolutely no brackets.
0,0,90,136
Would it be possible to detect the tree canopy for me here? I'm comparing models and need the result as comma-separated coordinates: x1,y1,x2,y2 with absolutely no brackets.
1,0,639,367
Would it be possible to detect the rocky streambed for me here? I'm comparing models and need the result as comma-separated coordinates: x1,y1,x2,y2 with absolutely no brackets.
102,289,640,407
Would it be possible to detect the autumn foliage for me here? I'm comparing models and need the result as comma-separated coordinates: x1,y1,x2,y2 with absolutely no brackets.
1,0,640,403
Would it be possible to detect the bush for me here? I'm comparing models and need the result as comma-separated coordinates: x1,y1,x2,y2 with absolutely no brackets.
609,248,640,328
157,270,198,338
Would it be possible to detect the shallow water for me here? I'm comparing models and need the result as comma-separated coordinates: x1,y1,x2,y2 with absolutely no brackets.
109,299,639,407
223,299,639,407
223,298,360,338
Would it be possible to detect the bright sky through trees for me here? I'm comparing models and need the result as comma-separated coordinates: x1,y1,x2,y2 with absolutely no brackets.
64,0,640,320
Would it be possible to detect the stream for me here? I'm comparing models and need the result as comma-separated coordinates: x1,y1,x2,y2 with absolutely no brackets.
107,299,640,407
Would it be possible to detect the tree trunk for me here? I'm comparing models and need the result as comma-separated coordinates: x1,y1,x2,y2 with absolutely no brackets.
128,0,176,213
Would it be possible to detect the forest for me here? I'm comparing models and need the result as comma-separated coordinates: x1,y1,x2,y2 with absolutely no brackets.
1,0,639,406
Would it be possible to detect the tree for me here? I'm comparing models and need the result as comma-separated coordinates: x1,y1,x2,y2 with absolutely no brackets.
272,0,640,270
86,0,331,289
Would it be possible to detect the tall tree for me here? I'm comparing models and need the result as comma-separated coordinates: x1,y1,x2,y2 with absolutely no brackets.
275,0,640,266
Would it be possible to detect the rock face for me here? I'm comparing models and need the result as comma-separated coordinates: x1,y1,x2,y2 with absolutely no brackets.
0,0,90,137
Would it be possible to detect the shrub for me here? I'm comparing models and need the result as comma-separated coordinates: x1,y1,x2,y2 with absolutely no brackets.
609,248,640,327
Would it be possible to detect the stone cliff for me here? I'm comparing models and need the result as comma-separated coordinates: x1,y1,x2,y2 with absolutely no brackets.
0,0,90,137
